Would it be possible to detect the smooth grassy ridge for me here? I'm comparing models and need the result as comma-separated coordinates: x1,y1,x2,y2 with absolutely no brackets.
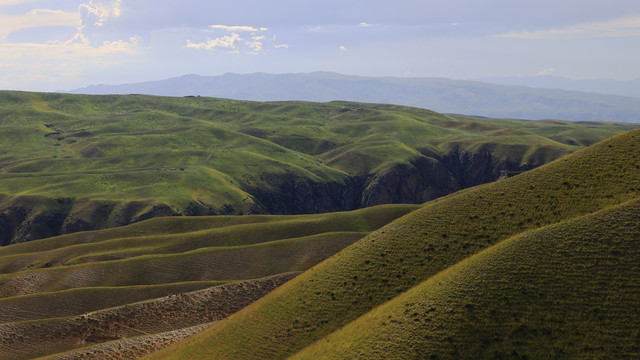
0,231,365,298
0,204,418,273
291,198,640,359
0,281,228,323
148,130,640,360
1,91,636,242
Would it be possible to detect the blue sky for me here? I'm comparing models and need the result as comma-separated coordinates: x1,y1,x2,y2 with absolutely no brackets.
1,0,640,91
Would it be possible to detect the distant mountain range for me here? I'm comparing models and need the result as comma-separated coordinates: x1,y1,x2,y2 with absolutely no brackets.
68,72,640,122
475,75,640,98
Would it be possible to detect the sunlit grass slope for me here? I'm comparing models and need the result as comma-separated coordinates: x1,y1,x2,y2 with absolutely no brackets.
0,91,635,243
291,198,640,359
0,204,417,317
149,130,640,360
0,204,416,274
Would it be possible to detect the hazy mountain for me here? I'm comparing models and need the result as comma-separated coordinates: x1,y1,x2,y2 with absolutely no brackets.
68,72,640,122
476,75,640,98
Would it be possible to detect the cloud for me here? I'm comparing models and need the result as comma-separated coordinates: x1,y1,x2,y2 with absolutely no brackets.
358,22,375,27
188,25,273,54
247,40,262,53
0,0,40,5
209,25,259,32
339,45,348,51
0,0,144,90
186,33,242,53
274,44,289,49
0,8,80,40
0,35,144,88
495,15,640,40
537,67,555,76
79,0,122,27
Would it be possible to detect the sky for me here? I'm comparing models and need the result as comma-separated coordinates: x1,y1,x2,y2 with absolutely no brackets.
1,0,640,91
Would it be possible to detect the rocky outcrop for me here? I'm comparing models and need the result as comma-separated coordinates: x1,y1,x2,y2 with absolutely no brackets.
248,152,537,214
361,156,459,207
248,175,365,215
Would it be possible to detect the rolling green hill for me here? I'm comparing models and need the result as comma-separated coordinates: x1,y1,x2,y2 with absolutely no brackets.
290,199,640,359
148,129,640,359
1,91,635,244
0,204,417,359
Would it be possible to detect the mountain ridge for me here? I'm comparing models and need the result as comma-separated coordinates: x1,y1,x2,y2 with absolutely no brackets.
68,72,640,122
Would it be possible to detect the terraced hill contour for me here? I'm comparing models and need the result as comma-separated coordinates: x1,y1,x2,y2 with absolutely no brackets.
0,204,418,359
149,129,640,359
1,91,635,244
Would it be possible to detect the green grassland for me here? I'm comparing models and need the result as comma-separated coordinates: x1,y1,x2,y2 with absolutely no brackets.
0,204,417,359
0,204,417,273
0,92,639,359
291,199,640,359
0,91,635,244
149,129,640,359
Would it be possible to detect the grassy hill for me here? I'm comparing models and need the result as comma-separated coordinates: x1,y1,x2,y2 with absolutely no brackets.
1,91,635,244
0,204,417,359
290,199,640,359
148,129,640,359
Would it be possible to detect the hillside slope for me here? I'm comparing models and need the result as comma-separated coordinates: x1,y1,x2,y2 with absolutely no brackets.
1,91,635,244
0,204,417,359
291,198,640,359
149,129,640,359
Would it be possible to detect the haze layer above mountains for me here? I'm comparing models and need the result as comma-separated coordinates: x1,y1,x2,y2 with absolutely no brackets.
69,72,640,123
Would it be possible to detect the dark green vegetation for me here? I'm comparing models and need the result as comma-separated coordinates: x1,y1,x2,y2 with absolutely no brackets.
0,204,417,359
0,91,636,244
149,129,640,359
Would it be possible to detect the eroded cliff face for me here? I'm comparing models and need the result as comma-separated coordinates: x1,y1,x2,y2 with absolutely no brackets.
241,152,533,213
0,152,536,244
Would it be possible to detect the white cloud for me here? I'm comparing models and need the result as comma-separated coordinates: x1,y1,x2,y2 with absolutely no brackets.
0,35,143,59
247,40,263,53
537,67,555,76
274,44,289,49
495,15,640,40
79,0,122,27
339,45,348,51
0,9,80,40
0,0,40,5
0,35,144,88
189,25,273,54
209,25,259,32
358,22,374,27
186,33,242,53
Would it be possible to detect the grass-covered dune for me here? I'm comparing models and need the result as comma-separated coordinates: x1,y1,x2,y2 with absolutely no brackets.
149,129,640,359
0,204,417,359
1,91,635,243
